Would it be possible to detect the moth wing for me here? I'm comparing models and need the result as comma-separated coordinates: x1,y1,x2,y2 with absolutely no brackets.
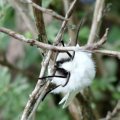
59,93,69,105
59,91,77,108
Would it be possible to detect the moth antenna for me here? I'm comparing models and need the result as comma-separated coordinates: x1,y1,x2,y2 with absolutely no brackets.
70,15,87,59
75,16,86,45
61,40,73,59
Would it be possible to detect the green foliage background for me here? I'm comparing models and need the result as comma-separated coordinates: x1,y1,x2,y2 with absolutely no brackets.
0,0,120,120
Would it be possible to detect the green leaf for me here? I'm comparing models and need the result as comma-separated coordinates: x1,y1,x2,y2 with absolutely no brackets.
46,20,60,42
108,26,120,43
0,67,11,91
79,26,90,44
42,0,53,8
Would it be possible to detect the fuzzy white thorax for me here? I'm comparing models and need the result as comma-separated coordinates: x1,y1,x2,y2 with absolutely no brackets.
48,44,95,108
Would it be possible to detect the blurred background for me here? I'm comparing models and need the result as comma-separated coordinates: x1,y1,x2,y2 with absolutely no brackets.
0,0,120,120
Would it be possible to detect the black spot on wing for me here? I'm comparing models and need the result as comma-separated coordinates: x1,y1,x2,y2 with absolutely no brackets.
56,68,68,77
56,58,71,67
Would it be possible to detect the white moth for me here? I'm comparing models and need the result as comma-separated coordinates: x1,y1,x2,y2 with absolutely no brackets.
49,44,95,108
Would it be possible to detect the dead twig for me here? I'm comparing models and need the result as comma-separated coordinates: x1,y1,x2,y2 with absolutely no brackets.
84,28,109,50
88,0,105,44
26,0,67,21
100,101,120,120
0,27,110,52
11,0,36,35
94,50,120,59
32,0,47,44
1,27,120,59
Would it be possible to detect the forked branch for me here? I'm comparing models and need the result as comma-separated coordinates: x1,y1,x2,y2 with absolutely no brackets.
1,27,120,59
26,0,67,21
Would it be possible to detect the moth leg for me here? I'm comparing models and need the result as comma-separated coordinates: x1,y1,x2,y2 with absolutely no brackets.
54,67,70,87
62,72,70,87
41,73,70,100
42,72,70,101
42,84,60,101
39,75,66,80
40,75,64,101
38,75,66,87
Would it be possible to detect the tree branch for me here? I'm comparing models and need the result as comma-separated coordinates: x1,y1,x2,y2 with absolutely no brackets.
63,0,77,46
0,27,109,52
94,50,120,59
1,27,120,59
10,0,36,35
88,0,105,44
32,0,47,43
26,0,67,21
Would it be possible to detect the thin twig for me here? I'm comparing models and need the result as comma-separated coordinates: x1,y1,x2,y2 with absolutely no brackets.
1,27,120,59
0,27,109,52
63,0,77,46
88,0,105,44
0,27,75,51
0,27,107,51
94,50,120,59
1,25,120,59
100,101,120,120
26,0,67,21
84,28,109,50
54,0,78,45
11,0,36,35
32,0,48,44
